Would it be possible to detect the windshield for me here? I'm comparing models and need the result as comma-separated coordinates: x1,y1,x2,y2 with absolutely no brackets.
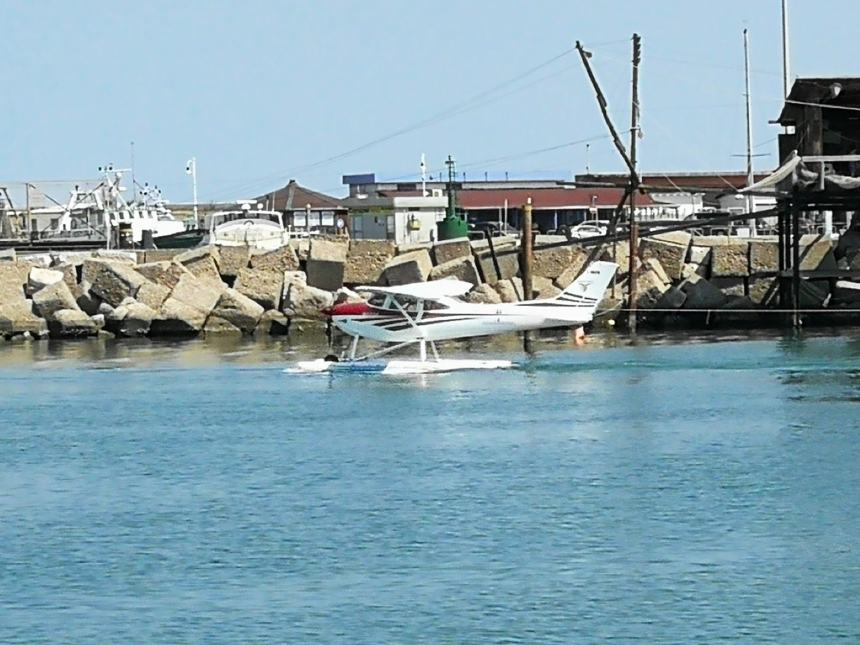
211,211,282,226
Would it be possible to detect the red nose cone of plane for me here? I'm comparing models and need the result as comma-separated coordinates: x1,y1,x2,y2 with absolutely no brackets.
325,302,372,317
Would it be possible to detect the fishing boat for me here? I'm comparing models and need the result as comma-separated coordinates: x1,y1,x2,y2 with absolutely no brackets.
201,202,291,250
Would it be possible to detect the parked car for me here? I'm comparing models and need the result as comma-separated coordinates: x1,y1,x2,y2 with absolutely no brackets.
557,221,609,240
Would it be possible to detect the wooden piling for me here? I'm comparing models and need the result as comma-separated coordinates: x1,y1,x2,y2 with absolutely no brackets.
521,197,534,353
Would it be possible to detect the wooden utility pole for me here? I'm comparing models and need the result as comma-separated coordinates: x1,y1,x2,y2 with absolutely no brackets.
627,34,642,332
521,197,534,352
521,197,534,300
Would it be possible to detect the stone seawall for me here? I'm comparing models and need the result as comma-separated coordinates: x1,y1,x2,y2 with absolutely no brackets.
1,232,858,341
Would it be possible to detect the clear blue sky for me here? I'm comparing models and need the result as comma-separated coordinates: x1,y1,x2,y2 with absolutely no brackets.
2,0,857,203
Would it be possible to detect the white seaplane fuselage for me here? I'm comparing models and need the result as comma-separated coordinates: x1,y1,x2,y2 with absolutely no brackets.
332,295,600,344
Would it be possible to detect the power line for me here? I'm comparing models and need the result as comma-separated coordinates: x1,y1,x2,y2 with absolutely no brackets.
207,47,577,200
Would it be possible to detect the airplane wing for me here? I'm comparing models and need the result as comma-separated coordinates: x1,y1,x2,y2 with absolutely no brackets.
355,280,474,300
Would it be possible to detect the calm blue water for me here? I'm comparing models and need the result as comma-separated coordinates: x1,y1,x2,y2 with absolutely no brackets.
2,331,860,643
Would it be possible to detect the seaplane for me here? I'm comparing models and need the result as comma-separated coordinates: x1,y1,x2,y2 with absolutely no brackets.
295,260,618,375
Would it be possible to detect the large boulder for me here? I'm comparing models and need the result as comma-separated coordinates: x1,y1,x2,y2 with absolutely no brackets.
211,288,265,333
135,281,171,311
214,245,251,280
432,238,472,265
344,240,396,284
799,240,837,271
710,242,750,277
27,267,65,296
428,257,480,284
249,244,300,273
151,297,207,335
474,248,520,285
234,268,283,311
711,277,746,298
533,245,588,281
82,259,147,306
749,240,779,274
640,238,688,281
632,263,671,309
380,249,432,285
48,309,98,338
532,276,562,300
203,315,243,335
106,300,157,337
170,273,225,316
464,284,502,304
749,276,778,306
306,239,348,291
495,277,524,303
0,262,32,302
175,246,223,284
654,285,687,310
254,309,290,336
0,300,48,337
552,248,591,289
282,280,334,320
680,274,728,309
136,260,191,290
32,281,80,320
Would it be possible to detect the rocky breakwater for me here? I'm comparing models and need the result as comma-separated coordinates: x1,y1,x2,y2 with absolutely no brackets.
0,243,355,341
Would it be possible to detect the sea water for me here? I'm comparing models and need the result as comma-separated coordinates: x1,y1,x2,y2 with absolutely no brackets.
1,331,859,643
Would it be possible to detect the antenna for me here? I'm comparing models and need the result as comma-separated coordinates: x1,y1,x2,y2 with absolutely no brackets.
743,28,756,235
782,0,791,98
420,153,427,196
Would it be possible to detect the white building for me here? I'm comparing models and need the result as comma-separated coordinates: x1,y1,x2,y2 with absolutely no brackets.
344,194,447,245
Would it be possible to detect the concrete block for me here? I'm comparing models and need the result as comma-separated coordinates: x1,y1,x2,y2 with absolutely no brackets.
282,281,334,320
380,250,432,285
640,238,688,281
634,265,672,309
136,261,190,290
464,284,502,304
234,268,283,311
170,272,225,315
432,238,472,265
711,277,746,297
214,245,251,279
47,309,98,338
175,246,223,285
211,288,265,333
27,267,65,296
552,248,591,288
688,245,711,266
428,257,480,284
475,249,520,285
532,275,561,300
799,240,837,271
203,315,243,335
249,244,300,273
106,300,157,337
344,240,396,285
749,276,778,306
82,259,146,307
254,309,290,336
833,280,860,304
306,239,348,291
495,277,524,303
143,249,183,263
151,297,207,335
533,245,588,281
654,285,687,310
680,274,728,309
32,281,80,320
710,242,750,277
642,257,671,287
749,241,779,274
135,281,171,311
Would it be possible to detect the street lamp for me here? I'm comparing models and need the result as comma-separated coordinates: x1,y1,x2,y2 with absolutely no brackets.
185,157,198,227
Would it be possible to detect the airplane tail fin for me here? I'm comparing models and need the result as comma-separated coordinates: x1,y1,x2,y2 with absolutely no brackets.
553,261,618,316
